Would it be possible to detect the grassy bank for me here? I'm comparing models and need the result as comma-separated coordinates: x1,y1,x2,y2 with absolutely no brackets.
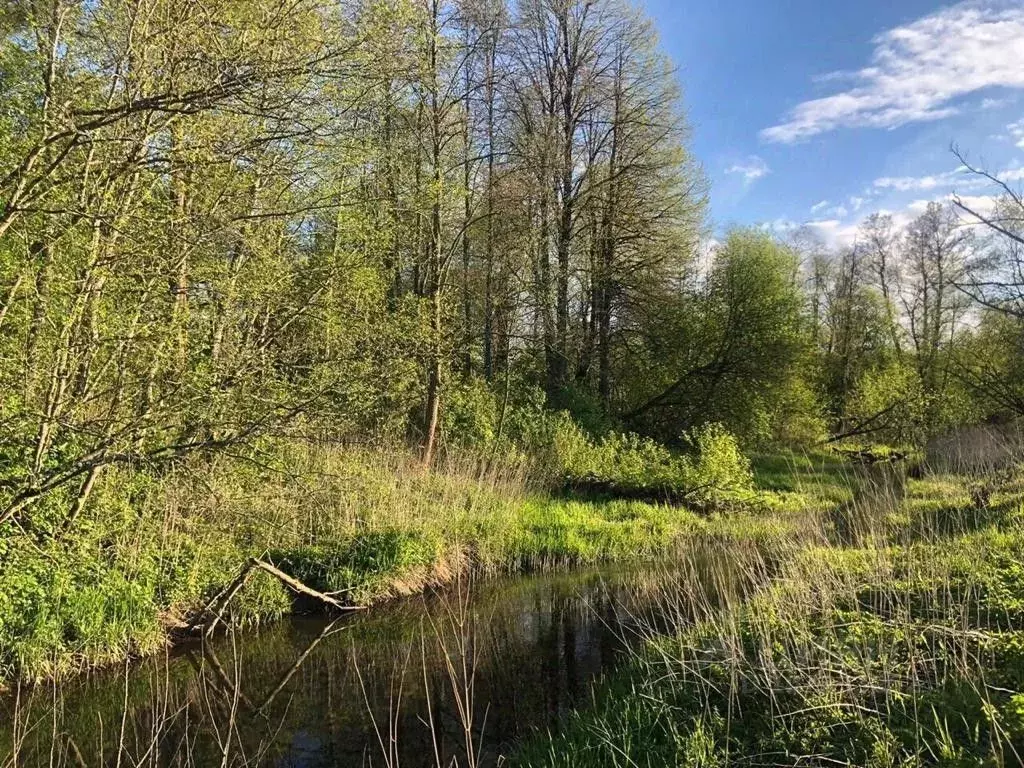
0,433,789,687
515,463,1024,767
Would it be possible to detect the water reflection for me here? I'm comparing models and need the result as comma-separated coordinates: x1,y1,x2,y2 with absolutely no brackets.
2,548,749,768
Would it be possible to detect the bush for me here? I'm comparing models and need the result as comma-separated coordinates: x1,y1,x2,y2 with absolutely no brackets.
556,421,754,505
442,377,499,448
682,423,754,504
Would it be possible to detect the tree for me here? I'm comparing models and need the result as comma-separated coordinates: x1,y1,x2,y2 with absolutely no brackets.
901,202,971,425
623,230,813,445
0,0,411,523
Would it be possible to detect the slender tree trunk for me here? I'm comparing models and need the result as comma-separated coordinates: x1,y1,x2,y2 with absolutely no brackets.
598,56,621,407
461,24,473,378
483,29,496,382
422,0,444,466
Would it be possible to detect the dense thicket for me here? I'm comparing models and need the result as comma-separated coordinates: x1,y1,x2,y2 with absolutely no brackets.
3,0,1024,533
0,0,708,525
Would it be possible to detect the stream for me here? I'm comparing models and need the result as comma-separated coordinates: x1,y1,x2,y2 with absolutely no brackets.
2,545,749,768
2,459,919,768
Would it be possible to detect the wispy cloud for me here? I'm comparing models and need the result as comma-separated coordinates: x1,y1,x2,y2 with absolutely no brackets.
873,174,955,192
1010,118,1024,148
726,155,770,185
980,96,1012,110
776,189,1008,251
761,2,1024,144
810,200,849,218
803,219,859,249
870,167,991,193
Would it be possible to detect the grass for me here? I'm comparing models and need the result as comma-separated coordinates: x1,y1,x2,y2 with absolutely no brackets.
0,438,778,687
6,441,1024,765
514,460,1024,767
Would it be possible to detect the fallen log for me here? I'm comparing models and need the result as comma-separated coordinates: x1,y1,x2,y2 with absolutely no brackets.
202,562,257,638
190,557,364,636
248,557,361,612
835,447,909,464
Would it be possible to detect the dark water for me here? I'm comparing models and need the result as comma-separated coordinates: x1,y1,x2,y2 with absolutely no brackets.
2,550,749,767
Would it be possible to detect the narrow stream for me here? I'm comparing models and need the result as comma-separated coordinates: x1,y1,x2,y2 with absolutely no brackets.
3,461,917,768
3,545,749,767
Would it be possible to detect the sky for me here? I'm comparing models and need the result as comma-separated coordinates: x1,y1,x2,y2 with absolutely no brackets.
641,0,1024,248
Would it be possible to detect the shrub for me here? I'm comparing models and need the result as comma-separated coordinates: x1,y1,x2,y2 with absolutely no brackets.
682,423,754,503
555,421,754,506
442,377,499,448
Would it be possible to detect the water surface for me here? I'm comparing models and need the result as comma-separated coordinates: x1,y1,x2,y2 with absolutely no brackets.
3,552,746,767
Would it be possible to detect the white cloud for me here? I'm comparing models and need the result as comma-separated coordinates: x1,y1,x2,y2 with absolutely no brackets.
873,175,946,192
849,196,868,212
803,219,860,249
809,199,851,218
761,2,1024,143
1000,166,1024,181
871,167,990,192
1010,119,1024,148
950,194,1002,220
726,155,770,184
981,96,1012,110
774,192,1003,251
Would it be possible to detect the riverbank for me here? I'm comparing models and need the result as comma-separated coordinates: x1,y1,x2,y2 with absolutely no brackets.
1,558,746,766
515,465,1024,766
9,444,1015,766
0,439,813,688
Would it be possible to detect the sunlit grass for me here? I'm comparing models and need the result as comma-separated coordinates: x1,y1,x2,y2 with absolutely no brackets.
0,439,787,686
515,457,1024,767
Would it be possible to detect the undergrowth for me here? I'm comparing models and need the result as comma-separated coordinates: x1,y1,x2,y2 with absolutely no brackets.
515,466,1024,767
0,427,779,686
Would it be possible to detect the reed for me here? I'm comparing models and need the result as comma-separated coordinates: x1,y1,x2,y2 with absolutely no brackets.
0,437,774,687
515,450,1024,767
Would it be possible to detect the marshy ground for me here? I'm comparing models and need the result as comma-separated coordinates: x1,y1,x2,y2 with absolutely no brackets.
4,447,1023,767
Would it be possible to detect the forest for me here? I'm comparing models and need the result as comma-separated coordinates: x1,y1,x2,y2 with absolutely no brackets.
2,0,1024,765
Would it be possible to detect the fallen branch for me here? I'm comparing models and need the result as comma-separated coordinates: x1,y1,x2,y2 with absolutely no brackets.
249,557,362,612
834,447,909,465
201,562,257,638
191,557,364,636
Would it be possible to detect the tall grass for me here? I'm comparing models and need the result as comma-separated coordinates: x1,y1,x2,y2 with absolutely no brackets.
7,447,1024,766
516,452,1024,767
0,435,765,687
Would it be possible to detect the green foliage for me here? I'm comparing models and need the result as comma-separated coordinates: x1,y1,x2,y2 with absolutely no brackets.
844,357,927,444
273,530,441,603
1,437,758,685
622,229,819,447
957,310,1024,423
556,421,754,505
516,469,1024,768
442,376,500,448
684,422,754,500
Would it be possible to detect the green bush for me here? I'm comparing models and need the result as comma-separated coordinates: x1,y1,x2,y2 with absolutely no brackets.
442,377,499,448
555,421,754,505
683,422,754,503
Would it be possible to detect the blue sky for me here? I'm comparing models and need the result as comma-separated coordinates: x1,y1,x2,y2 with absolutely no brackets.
641,0,1024,246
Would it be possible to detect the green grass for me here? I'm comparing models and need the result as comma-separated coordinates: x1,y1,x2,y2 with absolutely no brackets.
514,462,1024,767
9,440,1022,765
0,440,784,686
